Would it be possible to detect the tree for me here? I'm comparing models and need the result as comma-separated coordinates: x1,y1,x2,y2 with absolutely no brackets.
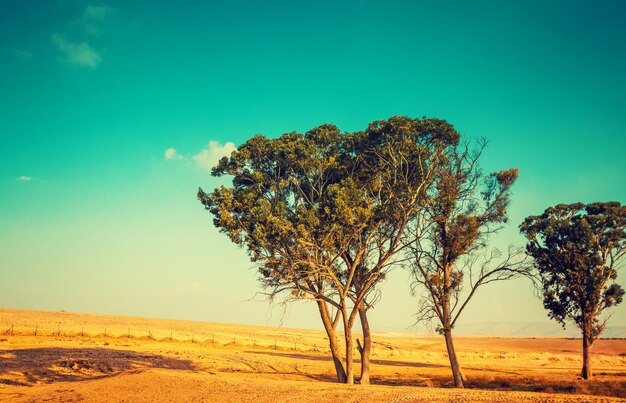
199,126,352,382
335,116,459,383
520,202,626,380
409,140,530,388
198,116,459,384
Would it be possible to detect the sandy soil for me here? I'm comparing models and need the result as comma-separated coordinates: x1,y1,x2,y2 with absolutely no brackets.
1,308,625,402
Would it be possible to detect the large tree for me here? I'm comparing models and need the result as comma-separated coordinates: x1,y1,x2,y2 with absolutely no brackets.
198,116,459,384
336,116,459,383
520,202,626,380
199,126,352,382
409,140,530,388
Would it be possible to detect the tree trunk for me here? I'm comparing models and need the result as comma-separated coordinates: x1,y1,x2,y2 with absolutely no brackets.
443,328,466,388
441,266,465,388
357,305,371,385
316,300,347,383
341,305,354,385
581,333,592,380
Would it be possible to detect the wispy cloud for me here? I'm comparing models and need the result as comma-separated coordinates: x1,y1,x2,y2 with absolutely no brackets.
84,4,114,20
191,282,205,290
24,285,43,294
193,141,236,170
51,33,101,68
12,49,33,59
79,4,115,36
16,176,32,181
164,147,181,160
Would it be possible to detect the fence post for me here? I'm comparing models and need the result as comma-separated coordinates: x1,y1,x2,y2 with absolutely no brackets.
34,324,38,336
57,322,61,336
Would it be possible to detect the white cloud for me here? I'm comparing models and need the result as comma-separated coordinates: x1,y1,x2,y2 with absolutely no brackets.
164,147,181,160
193,141,236,170
51,33,101,68
17,176,32,181
84,4,113,20
79,4,114,36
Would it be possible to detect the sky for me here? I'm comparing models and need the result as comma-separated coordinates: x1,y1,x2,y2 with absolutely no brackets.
1,0,625,335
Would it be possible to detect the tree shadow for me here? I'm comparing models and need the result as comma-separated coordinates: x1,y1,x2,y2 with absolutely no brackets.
248,350,446,369
370,358,447,369
247,350,333,363
0,347,198,386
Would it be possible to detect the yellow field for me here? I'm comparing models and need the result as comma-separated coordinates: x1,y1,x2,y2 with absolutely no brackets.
1,308,625,402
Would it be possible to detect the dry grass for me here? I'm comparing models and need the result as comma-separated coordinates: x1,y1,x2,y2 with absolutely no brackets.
1,308,625,402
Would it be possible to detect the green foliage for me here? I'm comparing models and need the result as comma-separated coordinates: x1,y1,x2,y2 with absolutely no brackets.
520,202,626,341
199,126,349,291
198,116,460,305
198,116,509,385
411,138,524,331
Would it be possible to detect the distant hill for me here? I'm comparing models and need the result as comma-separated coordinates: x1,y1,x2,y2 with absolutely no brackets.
452,322,626,338
386,321,626,338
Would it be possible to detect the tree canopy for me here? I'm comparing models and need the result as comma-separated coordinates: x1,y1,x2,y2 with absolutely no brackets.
409,139,529,387
198,116,461,384
520,202,626,379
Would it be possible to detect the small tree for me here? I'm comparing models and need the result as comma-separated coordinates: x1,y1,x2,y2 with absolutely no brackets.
520,202,626,380
409,140,530,388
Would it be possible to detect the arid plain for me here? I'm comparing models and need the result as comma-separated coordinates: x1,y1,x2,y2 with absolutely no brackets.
0,308,624,402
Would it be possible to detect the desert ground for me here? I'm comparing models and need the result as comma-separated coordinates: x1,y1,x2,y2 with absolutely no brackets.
0,308,625,402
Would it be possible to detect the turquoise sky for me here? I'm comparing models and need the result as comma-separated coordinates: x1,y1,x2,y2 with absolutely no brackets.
1,0,625,333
